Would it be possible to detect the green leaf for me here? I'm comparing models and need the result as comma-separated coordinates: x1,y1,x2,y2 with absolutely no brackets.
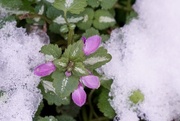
49,23,61,34
100,0,117,9
56,115,76,121
0,16,16,29
63,40,85,62
101,34,110,42
41,44,62,59
60,25,69,33
33,4,45,22
82,27,99,38
100,79,113,90
53,57,69,72
129,90,144,104
98,88,115,119
93,10,116,30
52,71,79,98
20,0,35,12
42,80,56,93
56,102,80,117
53,0,87,14
34,101,44,117
53,14,83,25
45,92,70,106
39,80,70,106
37,116,58,121
0,0,34,12
46,6,64,19
84,47,112,70
0,0,23,8
126,10,138,24
77,8,94,30
72,62,89,77
87,0,100,8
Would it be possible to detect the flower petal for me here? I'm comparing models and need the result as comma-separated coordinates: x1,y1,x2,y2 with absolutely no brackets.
81,75,100,89
72,85,86,107
34,62,56,76
83,35,101,55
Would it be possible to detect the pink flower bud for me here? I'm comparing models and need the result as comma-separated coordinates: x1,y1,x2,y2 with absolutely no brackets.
72,84,86,107
81,75,100,89
65,71,71,77
34,62,56,77
83,35,101,55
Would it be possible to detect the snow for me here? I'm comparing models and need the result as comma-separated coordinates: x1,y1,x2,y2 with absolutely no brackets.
0,22,47,121
102,0,180,121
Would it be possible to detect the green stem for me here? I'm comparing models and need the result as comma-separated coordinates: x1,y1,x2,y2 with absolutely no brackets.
67,28,74,45
127,0,132,12
64,11,74,45
89,90,98,121
64,11,69,25
82,107,88,121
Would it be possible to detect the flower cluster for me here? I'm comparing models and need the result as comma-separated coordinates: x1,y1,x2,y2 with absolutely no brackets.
34,35,102,107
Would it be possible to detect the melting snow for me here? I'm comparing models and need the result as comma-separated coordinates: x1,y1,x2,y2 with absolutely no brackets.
0,22,46,121
102,0,180,121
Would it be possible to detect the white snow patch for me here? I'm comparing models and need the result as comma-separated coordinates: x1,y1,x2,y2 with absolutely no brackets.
102,0,180,121
0,22,46,121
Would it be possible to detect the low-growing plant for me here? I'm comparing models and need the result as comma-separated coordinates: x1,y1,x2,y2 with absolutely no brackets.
0,0,135,121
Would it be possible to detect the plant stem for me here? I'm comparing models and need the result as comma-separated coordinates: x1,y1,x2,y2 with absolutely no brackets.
64,11,74,45
89,90,98,121
67,28,74,45
64,11,69,26
82,107,88,121
127,0,132,12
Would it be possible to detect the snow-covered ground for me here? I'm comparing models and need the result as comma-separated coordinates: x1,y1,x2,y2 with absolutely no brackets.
102,0,180,121
0,22,46,121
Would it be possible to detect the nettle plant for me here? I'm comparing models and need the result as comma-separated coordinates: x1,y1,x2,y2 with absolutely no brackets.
34,35,112,107
0,0,136,120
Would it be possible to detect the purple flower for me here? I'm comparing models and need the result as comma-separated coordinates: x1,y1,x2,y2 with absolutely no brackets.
81,75,100,89
34,62,56,76
72,84,86,107
72,75,100,107
83,35,101,56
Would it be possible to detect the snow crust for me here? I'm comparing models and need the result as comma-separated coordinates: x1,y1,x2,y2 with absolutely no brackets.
0,22,46,121
102,0,180,121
